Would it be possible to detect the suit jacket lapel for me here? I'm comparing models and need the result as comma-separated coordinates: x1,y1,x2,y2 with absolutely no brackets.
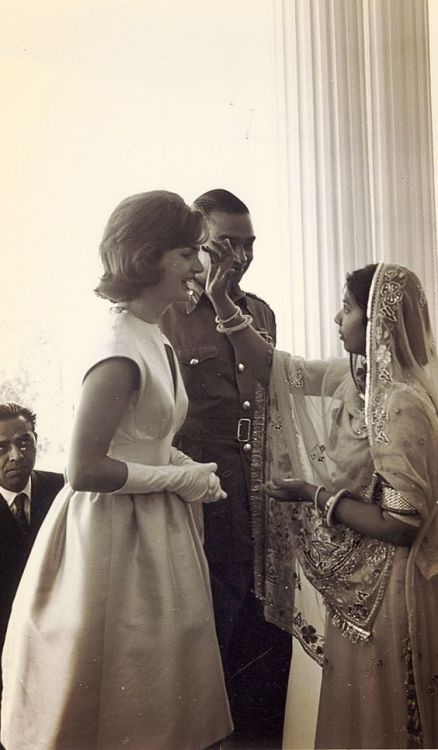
30,470,44,531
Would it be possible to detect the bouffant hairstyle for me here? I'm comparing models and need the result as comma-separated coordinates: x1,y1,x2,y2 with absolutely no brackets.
95,191,207,302
193,189,249,216
0,402,37,433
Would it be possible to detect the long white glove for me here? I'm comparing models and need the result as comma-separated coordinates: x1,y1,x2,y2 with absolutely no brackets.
113,460,226,503
169,447,195,466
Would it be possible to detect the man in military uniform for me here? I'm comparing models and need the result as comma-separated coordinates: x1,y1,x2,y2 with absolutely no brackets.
161,189,292,749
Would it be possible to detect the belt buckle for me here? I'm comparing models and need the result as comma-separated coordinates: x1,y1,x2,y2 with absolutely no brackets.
237,418,251,442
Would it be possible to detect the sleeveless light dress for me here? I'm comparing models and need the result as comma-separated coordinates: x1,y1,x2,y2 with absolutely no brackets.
1,309,232,750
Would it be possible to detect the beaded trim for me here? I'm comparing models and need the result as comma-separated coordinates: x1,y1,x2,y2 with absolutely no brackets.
251,380,268,603
380,485,419,516
403,638,423,748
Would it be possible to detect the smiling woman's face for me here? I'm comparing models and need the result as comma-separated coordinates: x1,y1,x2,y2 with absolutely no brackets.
152,246,204,305
334,287,367,356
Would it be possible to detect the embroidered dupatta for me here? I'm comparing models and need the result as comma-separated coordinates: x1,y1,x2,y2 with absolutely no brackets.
263,354,396,660
365,264,438,746
260,263,438,745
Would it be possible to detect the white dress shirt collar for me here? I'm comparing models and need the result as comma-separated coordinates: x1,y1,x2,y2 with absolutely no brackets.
1,478,32,521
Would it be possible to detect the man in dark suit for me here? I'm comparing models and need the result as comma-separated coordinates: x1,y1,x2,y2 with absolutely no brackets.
161,190,292,749
0,402,64,696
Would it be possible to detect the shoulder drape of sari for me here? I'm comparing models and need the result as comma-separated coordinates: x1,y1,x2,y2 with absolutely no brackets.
265,360,438,744
364,263,438,746
369,382,438,747
261,352,397,657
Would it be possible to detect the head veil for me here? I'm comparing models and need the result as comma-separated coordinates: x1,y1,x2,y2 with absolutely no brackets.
365,263,438,744
261,263,438,665
365,263,438,580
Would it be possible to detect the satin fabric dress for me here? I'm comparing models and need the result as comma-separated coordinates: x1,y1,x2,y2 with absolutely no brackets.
1,309,232,750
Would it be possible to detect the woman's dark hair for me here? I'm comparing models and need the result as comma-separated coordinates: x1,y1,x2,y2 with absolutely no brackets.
95,191,207,302
345,263,378,314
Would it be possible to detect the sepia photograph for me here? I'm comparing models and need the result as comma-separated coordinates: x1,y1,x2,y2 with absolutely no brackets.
1,1,438,748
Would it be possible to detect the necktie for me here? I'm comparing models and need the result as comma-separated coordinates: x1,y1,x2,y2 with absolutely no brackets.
12,493,29,533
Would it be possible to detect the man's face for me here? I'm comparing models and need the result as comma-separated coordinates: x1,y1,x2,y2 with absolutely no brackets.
197,210,255,290
0,416,37,492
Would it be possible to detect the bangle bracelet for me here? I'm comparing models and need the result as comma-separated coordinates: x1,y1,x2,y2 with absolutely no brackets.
216,314,253,335
313,485,325,513
215,306,241,325
325,488,349,528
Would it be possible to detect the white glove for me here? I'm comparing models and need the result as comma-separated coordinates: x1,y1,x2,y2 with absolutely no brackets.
169,448,226,502
113,461,227,503
205,470,227,503
174,461,227,503
169,447,195,466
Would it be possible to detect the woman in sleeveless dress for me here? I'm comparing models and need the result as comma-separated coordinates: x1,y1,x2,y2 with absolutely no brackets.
204,243,438,748
1,191,232,750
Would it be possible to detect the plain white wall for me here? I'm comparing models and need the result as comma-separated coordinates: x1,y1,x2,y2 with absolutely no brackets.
1,0,289,326
1,0,292,467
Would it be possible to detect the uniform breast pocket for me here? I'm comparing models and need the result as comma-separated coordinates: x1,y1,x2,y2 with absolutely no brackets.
175,346,219,399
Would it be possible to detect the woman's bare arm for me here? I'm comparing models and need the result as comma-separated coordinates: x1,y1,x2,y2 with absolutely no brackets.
67,357,138,492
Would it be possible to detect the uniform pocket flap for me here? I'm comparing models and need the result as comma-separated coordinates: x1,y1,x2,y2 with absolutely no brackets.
176,346,218,365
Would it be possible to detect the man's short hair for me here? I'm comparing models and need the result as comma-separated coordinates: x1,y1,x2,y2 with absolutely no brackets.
193,189,249,216
0,403,37,433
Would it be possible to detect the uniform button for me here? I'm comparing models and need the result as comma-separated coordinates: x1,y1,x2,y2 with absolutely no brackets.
242,400,251,410
243,443,252,453
238,363,245,372
189,358,199,365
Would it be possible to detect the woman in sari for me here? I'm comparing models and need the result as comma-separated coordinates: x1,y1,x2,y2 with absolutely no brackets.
205,246,438,749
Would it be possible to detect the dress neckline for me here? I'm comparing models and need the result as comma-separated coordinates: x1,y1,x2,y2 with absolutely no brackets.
112,307,159,328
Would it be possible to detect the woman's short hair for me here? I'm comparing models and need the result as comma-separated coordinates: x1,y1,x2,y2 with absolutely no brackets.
95,191,207,302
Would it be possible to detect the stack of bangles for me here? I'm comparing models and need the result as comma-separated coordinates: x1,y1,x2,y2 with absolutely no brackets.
313,485,350,528
215,306,253,334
